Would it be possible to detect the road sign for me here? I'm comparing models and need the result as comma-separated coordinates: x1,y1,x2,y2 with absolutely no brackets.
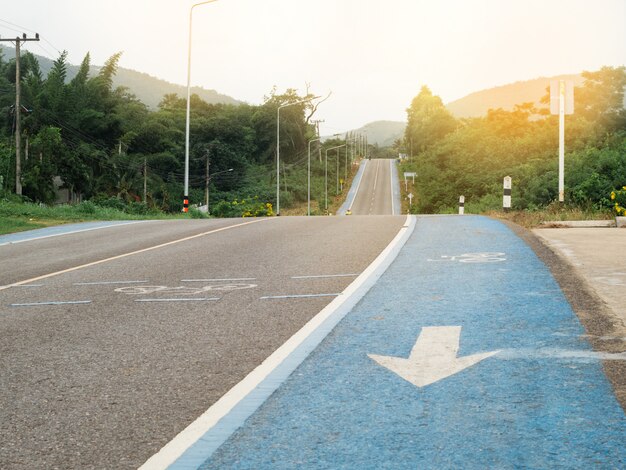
550,80,574,115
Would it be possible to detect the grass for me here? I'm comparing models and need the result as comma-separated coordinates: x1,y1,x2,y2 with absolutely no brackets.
483,205,614,229
0,199,185,236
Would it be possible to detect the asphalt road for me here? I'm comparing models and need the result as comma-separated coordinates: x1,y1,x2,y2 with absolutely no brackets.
350,159,394,215
0,216,405,469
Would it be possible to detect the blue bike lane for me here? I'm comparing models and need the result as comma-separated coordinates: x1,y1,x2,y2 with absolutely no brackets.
180,216,626,468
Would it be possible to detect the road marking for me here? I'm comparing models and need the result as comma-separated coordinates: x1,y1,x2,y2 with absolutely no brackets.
134,298,220,303
260,293,341,300
428,252,507,263
0,220,148,246
0,219,269,291
291,274,359,279
345,160,367,213
115,284,257,295
368,326,500,388
10,300,92,307
139,215,416,470
11,284,44,288
74,280,148,286
181,278,256,282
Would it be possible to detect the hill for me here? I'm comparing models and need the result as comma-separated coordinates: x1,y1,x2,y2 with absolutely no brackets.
0,46,241,108
446,74,585,118
345,120,405,147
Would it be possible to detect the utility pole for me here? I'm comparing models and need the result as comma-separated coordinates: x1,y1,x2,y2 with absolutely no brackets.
205,150,210,209
143,157,147,203
0,33,40,195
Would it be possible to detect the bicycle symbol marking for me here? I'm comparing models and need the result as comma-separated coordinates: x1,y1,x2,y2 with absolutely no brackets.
438,252,507,263
114,283,258,295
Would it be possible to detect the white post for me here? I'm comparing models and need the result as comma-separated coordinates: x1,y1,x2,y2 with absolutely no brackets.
558,80,565,202
459,195,465,215
503,176,512,211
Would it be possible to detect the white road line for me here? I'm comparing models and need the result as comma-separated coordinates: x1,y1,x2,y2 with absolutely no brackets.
0,221,148,246
134,298,220,303
11,284,44,288
372,159,380,192
74,280,148,286
138,214,416,470
346,160,367,212
10,300,92,307
291,274,359,279
0,219,269,292
180,278,256,282
260,293,341,300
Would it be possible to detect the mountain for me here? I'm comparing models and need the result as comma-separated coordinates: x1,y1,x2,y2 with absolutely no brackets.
445,74,585,118
0,46,241,108
347,120,406,147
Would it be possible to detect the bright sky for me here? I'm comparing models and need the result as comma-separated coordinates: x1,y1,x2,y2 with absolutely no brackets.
2,0,625,134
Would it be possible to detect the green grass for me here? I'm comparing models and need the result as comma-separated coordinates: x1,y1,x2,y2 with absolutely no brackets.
0,199,186,236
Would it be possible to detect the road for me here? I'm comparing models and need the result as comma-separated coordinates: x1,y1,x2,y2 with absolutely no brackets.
186,215,626,469
0,216,405,469
349,159,397,215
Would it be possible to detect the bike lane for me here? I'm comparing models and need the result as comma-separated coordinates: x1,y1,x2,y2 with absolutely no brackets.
186,216,626,468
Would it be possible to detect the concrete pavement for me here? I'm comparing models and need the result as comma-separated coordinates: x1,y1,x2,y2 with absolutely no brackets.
533,226,626,328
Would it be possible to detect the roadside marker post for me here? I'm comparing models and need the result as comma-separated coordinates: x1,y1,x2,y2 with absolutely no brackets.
503,176,512,211
408,192,414,212
459,195,465,215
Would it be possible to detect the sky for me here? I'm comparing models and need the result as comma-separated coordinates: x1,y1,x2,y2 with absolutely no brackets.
1,0,625,135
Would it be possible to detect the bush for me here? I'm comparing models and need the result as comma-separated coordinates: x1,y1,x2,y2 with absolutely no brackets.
76,200,97,214
211,197,274,218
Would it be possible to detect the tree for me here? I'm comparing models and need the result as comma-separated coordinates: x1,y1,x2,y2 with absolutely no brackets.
405,85,457,153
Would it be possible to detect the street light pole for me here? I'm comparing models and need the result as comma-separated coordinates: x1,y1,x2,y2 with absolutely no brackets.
324,144,346,212
276,96,318,215
184,0,218,213
307,137,321,216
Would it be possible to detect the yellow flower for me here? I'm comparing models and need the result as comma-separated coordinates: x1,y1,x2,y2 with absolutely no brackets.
611,192,616,200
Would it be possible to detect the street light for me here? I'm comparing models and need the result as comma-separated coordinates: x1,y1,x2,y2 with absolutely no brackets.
324,144,345,212
276,96,319,215
307,137,321,216
206,168,233,214
183,0,218,213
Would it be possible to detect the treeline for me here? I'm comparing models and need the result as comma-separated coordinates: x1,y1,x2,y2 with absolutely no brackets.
0,49,338,213
400,67,626,214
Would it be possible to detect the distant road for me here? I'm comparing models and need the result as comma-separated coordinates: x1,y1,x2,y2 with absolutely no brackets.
0,216,404,469
349,159,397,215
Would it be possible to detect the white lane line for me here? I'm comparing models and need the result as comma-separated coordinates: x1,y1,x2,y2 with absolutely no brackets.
291,274,359,279
74,280,148,286
10,300,92,307
180,278,256,282
11,284,44,288
372,159,380,192
0,221,149,246
346,160,367,212
390,159,396,215
260,293,341,300
138,215,416,470
0,219,270,292
134,298,220,303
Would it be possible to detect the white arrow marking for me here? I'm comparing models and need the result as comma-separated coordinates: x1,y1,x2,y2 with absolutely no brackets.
368,326,500,388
